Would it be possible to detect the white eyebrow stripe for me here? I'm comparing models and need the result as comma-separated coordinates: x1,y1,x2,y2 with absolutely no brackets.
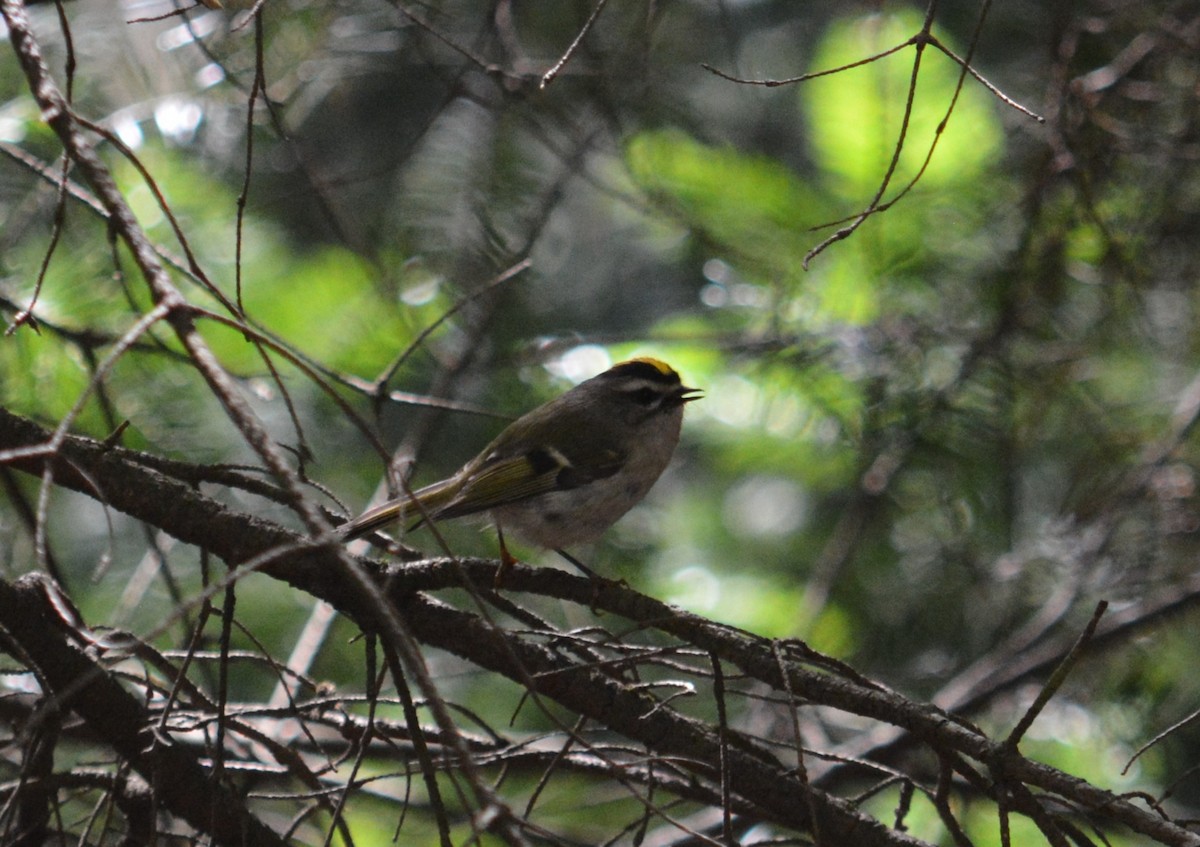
618,378,671,393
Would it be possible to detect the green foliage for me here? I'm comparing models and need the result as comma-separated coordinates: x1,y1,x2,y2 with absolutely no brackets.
626,128,819,263
805,9,1003,197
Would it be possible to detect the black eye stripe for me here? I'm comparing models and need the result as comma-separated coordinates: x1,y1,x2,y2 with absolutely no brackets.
627,387,661,406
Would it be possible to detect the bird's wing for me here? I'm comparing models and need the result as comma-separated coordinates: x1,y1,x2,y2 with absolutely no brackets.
433,442,626,520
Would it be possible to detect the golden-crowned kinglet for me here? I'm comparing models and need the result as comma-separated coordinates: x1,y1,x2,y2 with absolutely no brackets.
339,358,701,560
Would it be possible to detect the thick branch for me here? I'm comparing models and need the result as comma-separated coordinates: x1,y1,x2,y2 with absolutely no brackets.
3,407,1199,845
0,574,288,847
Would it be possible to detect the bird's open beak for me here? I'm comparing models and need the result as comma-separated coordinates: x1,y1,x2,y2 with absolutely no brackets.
677,385,703,403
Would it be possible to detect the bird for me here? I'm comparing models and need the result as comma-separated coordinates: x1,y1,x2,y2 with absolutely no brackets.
338,357,701,573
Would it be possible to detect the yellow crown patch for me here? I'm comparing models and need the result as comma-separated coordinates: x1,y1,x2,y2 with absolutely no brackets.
622,357,674,376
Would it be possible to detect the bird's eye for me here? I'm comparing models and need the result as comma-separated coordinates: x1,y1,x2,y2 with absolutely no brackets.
628,387,659,406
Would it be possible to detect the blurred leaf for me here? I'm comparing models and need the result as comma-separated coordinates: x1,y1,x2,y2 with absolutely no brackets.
625,128,819,272
805,9,1004,197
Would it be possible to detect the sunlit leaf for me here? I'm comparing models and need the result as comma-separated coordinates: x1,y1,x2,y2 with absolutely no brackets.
805,9,1004,197
626,128,819,269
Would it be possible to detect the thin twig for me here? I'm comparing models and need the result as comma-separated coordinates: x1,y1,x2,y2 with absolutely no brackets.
1004,601,1108,750
541,0,610,88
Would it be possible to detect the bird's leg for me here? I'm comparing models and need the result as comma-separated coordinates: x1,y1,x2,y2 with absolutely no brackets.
494,522,518,588
554,549,599,579
555,549,609,613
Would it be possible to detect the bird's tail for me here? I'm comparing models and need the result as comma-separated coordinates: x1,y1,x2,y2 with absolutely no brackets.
337,477,462,541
